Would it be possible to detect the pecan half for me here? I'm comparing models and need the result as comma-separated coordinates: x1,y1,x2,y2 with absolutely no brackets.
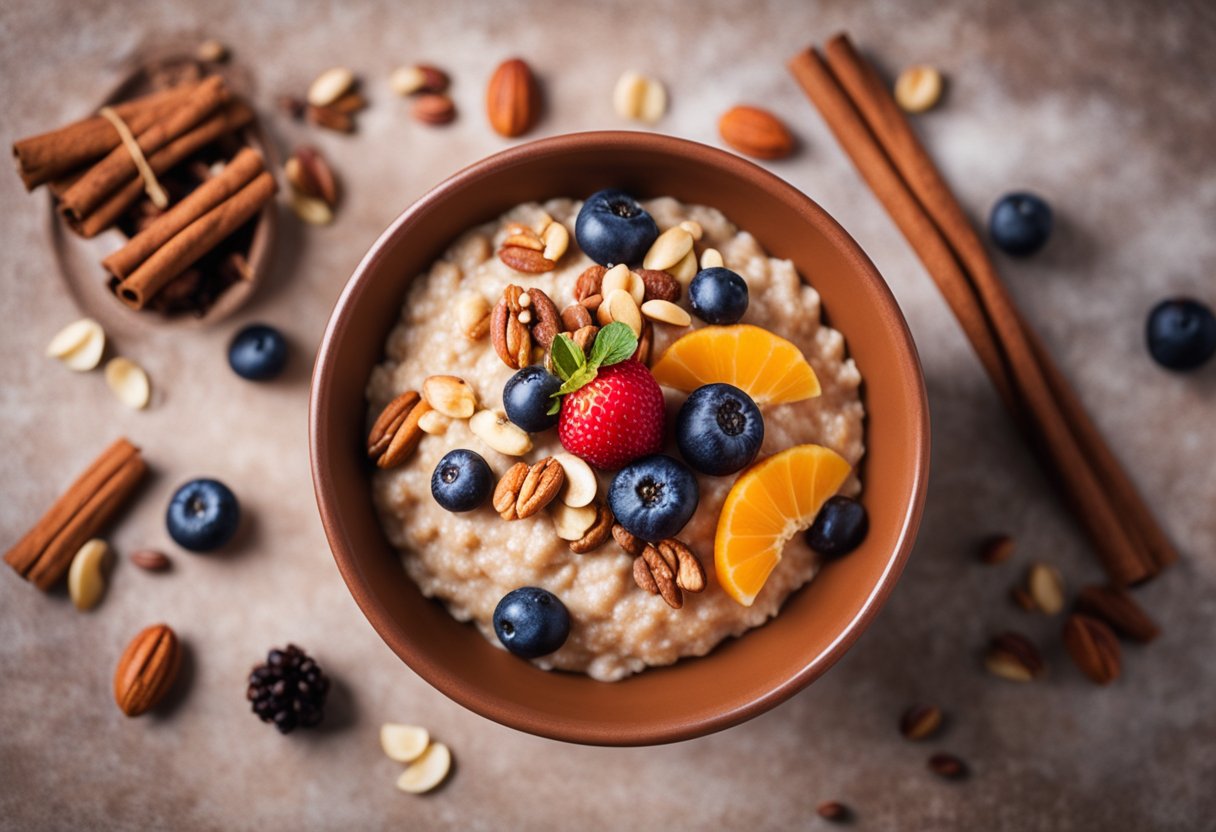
493,458,564,520
498,245,555,274
632,538,704,608
637,268,681,303
569,502,614,554
561,303,594,332
368,391,430,467
612,523,645,556
1062,613,1121,685
491,285,561,369
574,265,606,303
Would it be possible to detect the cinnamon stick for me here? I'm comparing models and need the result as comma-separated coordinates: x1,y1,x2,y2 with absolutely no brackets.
67,100,255,238
788,36,1176,585
103,146,265,281
114,169,276,309
4,438,146,590
12,82,202,190
58,76,228,225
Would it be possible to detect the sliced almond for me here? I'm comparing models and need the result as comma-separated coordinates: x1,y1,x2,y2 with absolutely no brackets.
104,357,150,409
47,318,105,371
422,375,477,419
553,452,597,508
380,723,430,763
289,191,334,226
669,248,699,283
700,248,724,269
308,67,355,108
67,539,109,611
551,502,598,541
601,264,645,305
642,226,694,271
596,289,643,336
469,409,533,456
541,222,570,262
396,741,451,794
641,299,691,327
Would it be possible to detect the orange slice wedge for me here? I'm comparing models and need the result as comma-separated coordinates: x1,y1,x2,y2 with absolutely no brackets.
650,324,821,405
715,444,852,606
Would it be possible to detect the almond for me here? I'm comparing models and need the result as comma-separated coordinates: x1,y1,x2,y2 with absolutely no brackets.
411,93,457,126
717,105,795,160
486,58,540,138
113,624,181,717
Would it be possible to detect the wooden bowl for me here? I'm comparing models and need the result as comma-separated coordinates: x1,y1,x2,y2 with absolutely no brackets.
309,132,929,745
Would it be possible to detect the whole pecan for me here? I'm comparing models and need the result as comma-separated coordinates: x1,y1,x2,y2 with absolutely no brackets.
367,391,430,468
493,458,564,520
491,285,561,369
637,268,681,303
569,502,614,554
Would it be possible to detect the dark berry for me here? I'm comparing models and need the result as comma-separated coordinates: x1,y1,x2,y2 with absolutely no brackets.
676,383,764,476
1146,298,1216,371
246,644,329,734
166,478,240,551
805,496,868,559
228,323,288,381
430,449,494,512
688,267,749,325
574,189,659,266
989,192,1052,256
493,587,570,659
503,365,562,432
608,454,699,542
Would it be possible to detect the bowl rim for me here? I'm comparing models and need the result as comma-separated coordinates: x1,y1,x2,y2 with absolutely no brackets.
309,130,929,744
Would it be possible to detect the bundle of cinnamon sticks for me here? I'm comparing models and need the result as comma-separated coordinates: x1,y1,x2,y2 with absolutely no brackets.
12,74,276,312
788,34,1178,587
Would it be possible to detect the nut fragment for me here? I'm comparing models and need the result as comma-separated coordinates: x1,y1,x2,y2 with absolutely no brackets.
637,269,681,303
899,704,943,741
597,289,643,336
104,357,151,410
113,623,181,717
306,104,354,133
390,64,449,96
927,752,968,780
456,292,492,340
289,191,334,226
700,248,724,269
984,632,1045,682
642,226,694,271
1026,561,1065,615
641,299,691,327
978,533,1014,565
67,539,109,610
612,71,667,123
367,391,429,468
612,523,645,556
417,410,451,436
308,67,356,108
422,375,477,419
470,409,533,457
718,104,796,160
569,502,614,554
486,58,540,138
196,39,228,63
1074,584,1159,643
574,266,606,304
396,741,451,794
47,318,105,371
380,723,430,763
1062,613,1122,685
895,65,944,114
550,502,599,541
129,549,170,572
601,264,645,305
553,452,597,507
411,93,457,126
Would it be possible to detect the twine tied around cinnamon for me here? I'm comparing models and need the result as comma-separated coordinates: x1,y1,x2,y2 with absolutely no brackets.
98,106,169,209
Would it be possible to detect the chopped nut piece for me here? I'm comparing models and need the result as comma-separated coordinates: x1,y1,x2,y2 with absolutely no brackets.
669,248,699,283
573,266,606,304
129,549,170,571
469,409,532,457
633,538,704,608
895,65,944,114
422,375,477,419
637,269,681,303
396,742,451,794
308,67,356,108
612,523,645,556
67,539,109,610
104,357,150,410
306,104,354,133
560,303,593,332
612,71,667,123
367,391,429,468
498,245,556,274
1010,585,1037,611
390,64,449,96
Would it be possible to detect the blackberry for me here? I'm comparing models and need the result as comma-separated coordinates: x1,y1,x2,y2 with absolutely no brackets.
246,644,329,734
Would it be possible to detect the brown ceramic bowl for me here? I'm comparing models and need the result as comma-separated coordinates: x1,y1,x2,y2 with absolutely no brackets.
310,131,929,746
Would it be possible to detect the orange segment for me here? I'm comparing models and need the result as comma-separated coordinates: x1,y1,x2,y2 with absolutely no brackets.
650,325,821,405
715,444,851,606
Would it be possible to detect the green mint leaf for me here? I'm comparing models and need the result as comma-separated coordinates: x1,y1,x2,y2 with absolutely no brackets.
588,322,638,368
546,398,562,416
550,333,585,382
553,365,598,398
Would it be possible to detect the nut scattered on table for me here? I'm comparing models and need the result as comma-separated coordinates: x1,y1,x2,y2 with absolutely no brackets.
895,65,944,113
613,71,667,123
927,752,968,780
978,533,1015,565
390,64,449,96
899,704,943,741
380,723,430,763
1062,613,1122,685
289,191,334,226
1074,584,1159,643
411,94,457,126
717,104,795,160
285,146,339,208
816,801,852,822
46,318,105,371
469,409,533,457
114,623,181,717
486,58,540,138
396,741,451,794
308,67,356,108
1026,561,1065,615
195,39,228,63
104,357,150,410
984,631,1045,682
67,538,109,610
129,549,170,572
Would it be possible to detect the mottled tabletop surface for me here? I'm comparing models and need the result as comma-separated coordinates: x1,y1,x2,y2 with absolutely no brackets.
2,1,1214,830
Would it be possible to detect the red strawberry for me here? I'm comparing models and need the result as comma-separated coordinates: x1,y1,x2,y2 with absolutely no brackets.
558,360,665,470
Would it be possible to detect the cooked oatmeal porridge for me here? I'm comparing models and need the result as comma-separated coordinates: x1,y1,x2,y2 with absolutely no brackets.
366,196,864,681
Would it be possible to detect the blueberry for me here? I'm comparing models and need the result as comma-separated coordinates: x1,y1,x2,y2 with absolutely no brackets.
503,365,562,432
688,267,749,325
676,383,764,476
805,496,868,559
166,478,240,552
228,324,288,381
989,192,1052,257
574,189,659,266
608,455,699,542
493,587,570,659
1146,298,1216,371
430,449,494,512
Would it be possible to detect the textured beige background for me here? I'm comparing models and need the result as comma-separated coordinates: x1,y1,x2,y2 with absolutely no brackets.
2,1,1214,830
